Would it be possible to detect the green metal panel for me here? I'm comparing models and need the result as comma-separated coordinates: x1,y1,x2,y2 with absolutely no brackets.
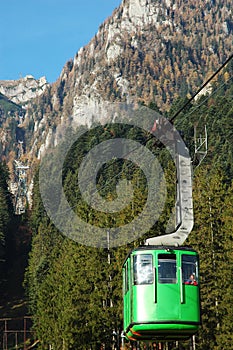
156,283,180,321
132,284,156,322
181,284,200,322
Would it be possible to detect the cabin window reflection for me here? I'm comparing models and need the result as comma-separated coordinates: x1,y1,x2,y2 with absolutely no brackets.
182,255,199,284
158,254,177,284
133,254,153,285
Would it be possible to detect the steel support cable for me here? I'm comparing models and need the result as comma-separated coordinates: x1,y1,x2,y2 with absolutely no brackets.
169,53,233,123
175,74,233,127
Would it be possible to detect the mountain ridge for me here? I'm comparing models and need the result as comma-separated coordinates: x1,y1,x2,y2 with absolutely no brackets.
0,0,232,177
0,75,49,105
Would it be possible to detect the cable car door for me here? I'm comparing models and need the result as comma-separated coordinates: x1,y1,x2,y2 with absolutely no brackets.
156,253,180,321
132,254,155,323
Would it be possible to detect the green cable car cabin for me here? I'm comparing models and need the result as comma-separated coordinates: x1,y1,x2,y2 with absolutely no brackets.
123,246,201,342
122,116,202,342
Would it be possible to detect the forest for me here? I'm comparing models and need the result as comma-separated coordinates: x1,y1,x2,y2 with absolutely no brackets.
0,63,233,349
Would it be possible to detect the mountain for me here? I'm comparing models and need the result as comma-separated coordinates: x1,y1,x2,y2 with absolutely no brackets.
0,0,232,194
0,75,49,105
0,93,23,161
0,74,49,163
23,0,232,159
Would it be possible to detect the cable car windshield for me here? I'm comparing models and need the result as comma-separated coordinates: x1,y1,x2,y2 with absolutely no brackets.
158,254,177,284
133,254,153,285
182,255,199,285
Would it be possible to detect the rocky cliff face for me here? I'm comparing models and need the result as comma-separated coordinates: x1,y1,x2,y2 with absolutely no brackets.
0,75,49,105
1,0,232,171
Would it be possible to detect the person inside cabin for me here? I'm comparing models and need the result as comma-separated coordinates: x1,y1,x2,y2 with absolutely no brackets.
185,273,198,285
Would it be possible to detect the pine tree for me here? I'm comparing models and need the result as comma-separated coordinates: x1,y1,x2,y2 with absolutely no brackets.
214,181,233,349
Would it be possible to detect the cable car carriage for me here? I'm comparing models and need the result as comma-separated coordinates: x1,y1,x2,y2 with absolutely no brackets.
122,121,201,342
123,246,201,341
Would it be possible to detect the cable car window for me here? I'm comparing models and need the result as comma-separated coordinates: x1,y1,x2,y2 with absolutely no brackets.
133,254,153,285
182,255,198,285
158,254,177,284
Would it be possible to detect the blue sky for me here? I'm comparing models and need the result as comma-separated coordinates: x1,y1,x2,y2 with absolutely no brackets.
0,0,122,83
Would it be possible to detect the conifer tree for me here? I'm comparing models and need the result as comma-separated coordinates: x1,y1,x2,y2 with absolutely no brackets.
214,181,233,349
